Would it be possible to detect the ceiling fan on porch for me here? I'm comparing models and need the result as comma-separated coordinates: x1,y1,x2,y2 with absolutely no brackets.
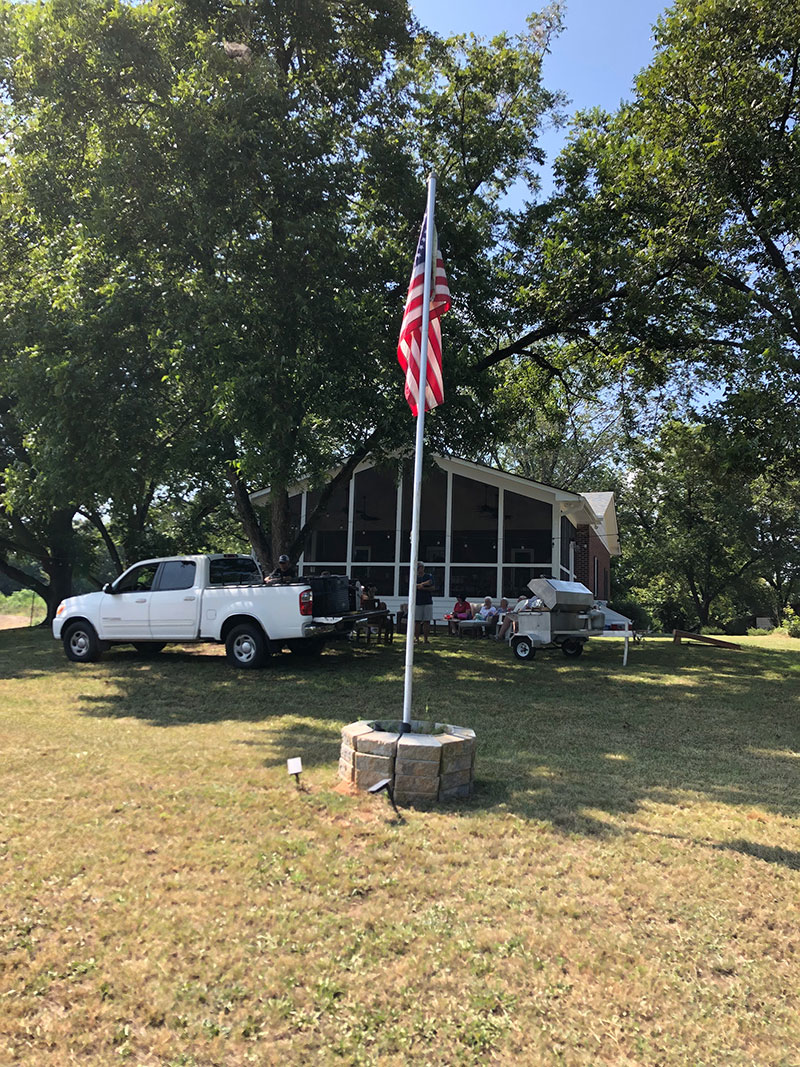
356,495,379,522
476,486,498,519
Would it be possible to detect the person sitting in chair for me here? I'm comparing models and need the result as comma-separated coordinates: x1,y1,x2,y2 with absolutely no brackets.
476,596,498,636
447,594,473,634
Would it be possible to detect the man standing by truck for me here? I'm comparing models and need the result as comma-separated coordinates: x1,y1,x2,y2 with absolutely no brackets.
267,554,297,582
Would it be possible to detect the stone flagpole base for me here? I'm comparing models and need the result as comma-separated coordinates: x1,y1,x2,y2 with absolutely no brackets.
339,719,475,805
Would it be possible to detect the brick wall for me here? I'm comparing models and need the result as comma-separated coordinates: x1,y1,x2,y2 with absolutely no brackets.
574,524,611,598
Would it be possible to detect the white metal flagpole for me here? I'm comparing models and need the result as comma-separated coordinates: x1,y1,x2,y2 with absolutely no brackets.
401,173,437,731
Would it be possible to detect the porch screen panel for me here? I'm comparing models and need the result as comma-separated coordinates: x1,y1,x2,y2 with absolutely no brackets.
303,483,350,563
450,567,498,600
350,566,395,597
450,475,498,563
288,493,302,545
502,565,552,598
400,463,447,563
351,467,397,563
502,491,552,566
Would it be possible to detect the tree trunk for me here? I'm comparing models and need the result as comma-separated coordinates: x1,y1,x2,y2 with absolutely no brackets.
225,463,272,573
42,508,77,623
270,488,291,564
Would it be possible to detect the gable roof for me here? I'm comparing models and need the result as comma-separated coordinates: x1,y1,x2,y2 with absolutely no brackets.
250,454,615,542
580,491,620,556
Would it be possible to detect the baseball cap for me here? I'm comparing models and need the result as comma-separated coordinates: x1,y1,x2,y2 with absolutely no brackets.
279,554,290,563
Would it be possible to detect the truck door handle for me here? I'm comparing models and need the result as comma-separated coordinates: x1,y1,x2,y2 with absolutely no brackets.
183,596,196,601
136,598,147,603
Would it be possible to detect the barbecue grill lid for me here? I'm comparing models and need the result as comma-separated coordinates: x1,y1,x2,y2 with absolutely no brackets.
527,577,594,609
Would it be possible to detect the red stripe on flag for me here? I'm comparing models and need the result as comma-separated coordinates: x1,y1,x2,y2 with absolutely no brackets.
397,219,451,416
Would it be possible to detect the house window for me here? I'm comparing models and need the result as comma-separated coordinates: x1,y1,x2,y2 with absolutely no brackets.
593,556,599,597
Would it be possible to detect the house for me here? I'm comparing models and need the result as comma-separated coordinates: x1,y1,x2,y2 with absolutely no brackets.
250,456,619,617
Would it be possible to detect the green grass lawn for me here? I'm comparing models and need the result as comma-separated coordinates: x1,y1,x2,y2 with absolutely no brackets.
1,627,798,1066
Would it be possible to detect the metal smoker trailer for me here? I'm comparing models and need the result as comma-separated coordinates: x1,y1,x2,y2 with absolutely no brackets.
510,578,605,662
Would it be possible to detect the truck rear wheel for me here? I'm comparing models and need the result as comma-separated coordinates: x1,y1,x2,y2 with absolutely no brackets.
63,621,101,663
225,623,268,669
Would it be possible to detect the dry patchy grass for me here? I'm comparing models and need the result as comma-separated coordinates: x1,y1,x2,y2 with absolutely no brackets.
1,627,798,1065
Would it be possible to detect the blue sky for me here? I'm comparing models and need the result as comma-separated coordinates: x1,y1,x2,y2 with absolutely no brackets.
411,0,671,188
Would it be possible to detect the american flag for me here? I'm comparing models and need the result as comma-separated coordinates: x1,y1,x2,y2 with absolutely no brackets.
397,212,451,415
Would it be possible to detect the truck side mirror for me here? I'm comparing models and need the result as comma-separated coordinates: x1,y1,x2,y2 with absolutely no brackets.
102,582,114,594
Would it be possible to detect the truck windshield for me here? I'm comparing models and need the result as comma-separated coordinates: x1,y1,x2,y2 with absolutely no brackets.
208,557,263,586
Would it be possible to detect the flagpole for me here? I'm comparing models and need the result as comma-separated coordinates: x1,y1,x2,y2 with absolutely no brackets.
401,172,437,731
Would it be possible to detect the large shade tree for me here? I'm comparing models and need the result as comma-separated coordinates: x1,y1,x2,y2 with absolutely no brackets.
489,0,800,419
0,0,565,611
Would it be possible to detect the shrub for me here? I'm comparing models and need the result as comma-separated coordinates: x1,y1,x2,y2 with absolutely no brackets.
607,599,651,630
747,626,774,636
0,590,46,618
780,608,800,638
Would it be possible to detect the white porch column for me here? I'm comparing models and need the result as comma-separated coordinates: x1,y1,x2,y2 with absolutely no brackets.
299,491,307,570
444,468,453,598
346,476,356,576
496,486,504,598
551,505,561,579
394,475,403,597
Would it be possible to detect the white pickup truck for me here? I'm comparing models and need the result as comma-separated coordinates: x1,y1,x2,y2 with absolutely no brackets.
52,554,349,668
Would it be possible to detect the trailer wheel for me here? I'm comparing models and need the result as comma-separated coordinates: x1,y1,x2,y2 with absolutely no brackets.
512,636,535,661
561,638,584,658
63,621,101,663
226,623,268,669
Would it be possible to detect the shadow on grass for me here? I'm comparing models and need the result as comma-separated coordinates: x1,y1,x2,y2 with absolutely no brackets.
4,629,800,831
717,839,800,870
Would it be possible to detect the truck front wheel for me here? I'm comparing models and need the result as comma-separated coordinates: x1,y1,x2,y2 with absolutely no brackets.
63,621,101,663
225,623,268,669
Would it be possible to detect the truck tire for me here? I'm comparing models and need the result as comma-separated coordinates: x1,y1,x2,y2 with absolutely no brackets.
133,642,166,656
225,623,268,669
512,636,535,661
561,638,584,658
63,621,101,663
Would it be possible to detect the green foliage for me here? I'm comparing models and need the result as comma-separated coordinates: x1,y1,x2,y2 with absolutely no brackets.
780,608,800,638
607,598,650,631
0,589,46,618
1,0,566,596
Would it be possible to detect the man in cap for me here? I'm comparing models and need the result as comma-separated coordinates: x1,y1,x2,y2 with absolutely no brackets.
266,554,298,583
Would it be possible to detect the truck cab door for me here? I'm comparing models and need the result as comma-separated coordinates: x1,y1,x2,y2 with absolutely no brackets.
149,560,201,640
101,562,160,639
